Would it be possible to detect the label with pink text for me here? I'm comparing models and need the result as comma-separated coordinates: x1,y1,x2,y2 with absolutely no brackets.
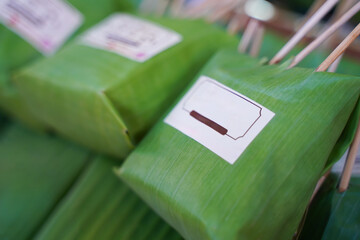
0,0,83,55
81,14,182,62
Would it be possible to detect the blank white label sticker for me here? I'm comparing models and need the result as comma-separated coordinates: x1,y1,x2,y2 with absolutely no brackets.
81,14,182,62
0,0,83,55
165,76,275,164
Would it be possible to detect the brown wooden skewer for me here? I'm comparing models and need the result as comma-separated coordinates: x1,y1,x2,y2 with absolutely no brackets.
318,0,357,52
207,0,240,23
227,13,248,35
339,117,360,192
170,0,185,17
327,53,343,72
323,0,358,72
184,0,218,18
238,18,260,53
317,23,360,71
250,23,265,57
140,0,169,16
297,0,327,30
331,0,358,24
269,0,339,65
310,170,331,202
221,11,236,24
288,2,360,68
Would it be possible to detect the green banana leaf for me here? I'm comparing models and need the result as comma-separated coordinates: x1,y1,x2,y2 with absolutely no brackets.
0,123,89,240
0,121,182,240
118,49,360,240
320,177,360,240
0,0,135,129
15,16,236,158
35,155,182,240
0,71,45,129
300,174,360,240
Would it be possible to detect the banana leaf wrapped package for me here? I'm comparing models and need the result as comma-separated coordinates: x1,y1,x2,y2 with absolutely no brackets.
300,156,360,240
15,14,235,157
0,0,135,128
0,123,89,240
35,155,182,240
0,122,182,240
118,49,360,240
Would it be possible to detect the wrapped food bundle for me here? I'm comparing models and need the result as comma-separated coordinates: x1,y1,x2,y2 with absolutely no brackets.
0,124,89,240
118,49,360,240
36,156,182,240
15,14,235,157
0,0,135,128
0,123,182,240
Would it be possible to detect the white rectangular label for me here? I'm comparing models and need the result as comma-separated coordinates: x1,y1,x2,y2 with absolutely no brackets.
81,14,182,62
165,76,275,164
0,0,83,55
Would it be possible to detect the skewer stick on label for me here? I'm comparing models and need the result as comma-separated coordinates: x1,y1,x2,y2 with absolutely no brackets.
165,76,275,164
